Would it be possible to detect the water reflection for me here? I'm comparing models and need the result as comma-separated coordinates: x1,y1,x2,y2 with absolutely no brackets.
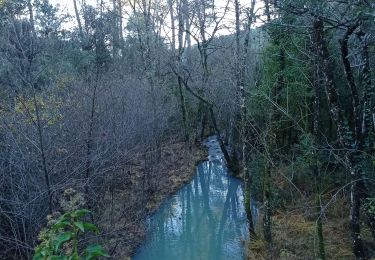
133,137,249,260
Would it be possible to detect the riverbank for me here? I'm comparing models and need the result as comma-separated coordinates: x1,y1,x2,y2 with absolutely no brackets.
245,181,375,259
247,195,353,259
96,139,207,259
133,135,250,260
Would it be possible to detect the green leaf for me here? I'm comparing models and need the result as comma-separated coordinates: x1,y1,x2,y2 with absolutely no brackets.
34,244,53,259
74,221,99,234
50,256,68,260
82,222,99,234
32,252,45,260
74,221,85,232
54,232,72,252
53,220,70,230
72,209,90,218
83,244,109,259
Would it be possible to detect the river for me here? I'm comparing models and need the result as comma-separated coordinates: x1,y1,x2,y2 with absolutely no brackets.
133,136,253,260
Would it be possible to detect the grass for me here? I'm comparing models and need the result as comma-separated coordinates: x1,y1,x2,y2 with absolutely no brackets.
247,184,357,259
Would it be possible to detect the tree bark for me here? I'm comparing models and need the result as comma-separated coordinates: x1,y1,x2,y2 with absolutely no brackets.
314,19,366,259
85,67,99,203
73,0,84,41
235,0,256,236
27,0,36,37
112,0,119,57
33,92,52,214
312,35,325,260
174,0,189,142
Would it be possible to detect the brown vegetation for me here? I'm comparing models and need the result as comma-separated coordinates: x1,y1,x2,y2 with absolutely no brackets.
96,140,206,258
248,196,353,259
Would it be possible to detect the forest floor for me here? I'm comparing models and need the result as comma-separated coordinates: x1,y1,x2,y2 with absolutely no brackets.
96,139,207,259
247,196,353,259
247,173,375,260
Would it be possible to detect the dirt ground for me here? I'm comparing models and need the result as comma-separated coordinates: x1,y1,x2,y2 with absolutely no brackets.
96,139,207,259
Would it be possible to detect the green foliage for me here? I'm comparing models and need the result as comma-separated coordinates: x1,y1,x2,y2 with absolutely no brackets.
14,94,63,125
364,198,375,215
296,133,316,166
248,154,266,202
35,0,62,34
33,209,108,260
248,31,313,134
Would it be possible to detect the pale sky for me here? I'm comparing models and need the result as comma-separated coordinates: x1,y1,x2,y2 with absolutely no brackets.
50,0,264,39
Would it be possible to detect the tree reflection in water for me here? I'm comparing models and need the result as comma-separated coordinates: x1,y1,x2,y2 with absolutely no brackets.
134,136,254,260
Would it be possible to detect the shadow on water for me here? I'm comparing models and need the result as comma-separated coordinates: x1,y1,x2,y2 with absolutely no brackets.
133,136,256,260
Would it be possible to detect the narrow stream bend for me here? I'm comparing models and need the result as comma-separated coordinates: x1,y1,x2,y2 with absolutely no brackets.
133,136,251,260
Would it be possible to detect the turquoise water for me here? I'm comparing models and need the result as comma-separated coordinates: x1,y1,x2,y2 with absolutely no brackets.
133,136,251,260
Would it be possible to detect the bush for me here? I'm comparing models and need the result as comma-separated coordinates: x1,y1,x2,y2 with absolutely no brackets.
33,208,108,260
33,188,108,260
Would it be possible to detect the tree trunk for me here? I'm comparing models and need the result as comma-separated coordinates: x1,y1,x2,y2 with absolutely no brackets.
340,23,375,242
182,0,191,67
85,68,99,202
168,0,176,52
73,0,84,41
359,29,374,151
27,0,36,37
112,0,119,57
176,0,189,142
235,0,256,235
264,0,271,22
263,154,272,253
312,37,325,259
118,0,123,42
33,92,52,214
314,19,366,259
